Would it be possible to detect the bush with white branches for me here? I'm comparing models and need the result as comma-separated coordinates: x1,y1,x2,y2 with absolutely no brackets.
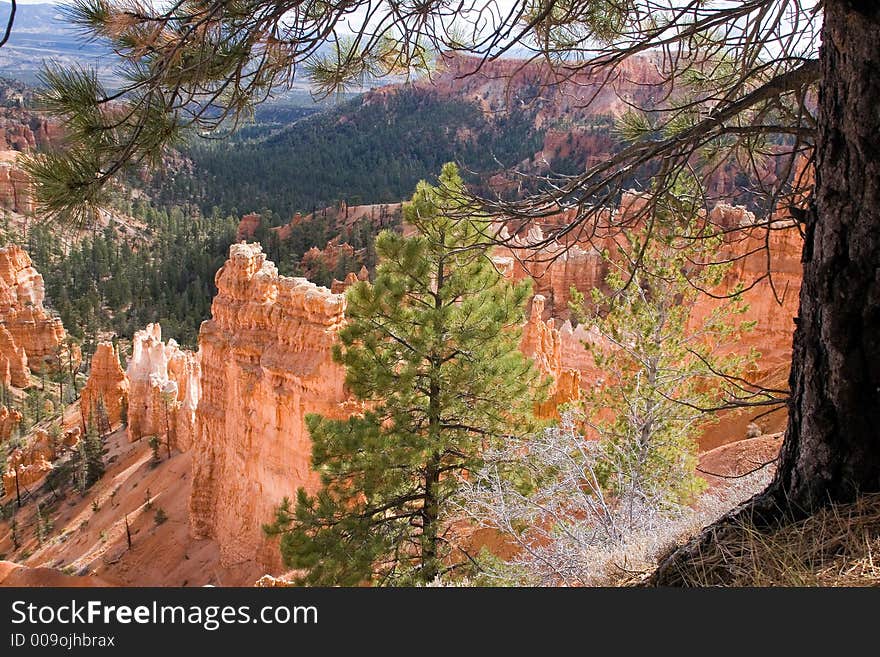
452,413,772,586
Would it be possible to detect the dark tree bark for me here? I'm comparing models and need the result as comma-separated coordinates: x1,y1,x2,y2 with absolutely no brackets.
768,0,880,511
649,1,880,585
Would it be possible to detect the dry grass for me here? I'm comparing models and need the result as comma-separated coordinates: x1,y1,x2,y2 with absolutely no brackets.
654,493,880,587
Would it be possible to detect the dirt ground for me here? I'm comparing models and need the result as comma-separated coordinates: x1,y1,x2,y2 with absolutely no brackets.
1,419,266,587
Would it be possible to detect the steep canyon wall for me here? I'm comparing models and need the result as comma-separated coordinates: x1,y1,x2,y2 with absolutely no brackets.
189,243,348,569
0,245,76,383
498,200,802,384
186,206,801,571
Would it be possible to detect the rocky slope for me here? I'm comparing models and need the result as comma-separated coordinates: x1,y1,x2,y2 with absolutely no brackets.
697,432,784,488
0,560,113,586
1,422,265,586
0,404,21,440
0,206,801,584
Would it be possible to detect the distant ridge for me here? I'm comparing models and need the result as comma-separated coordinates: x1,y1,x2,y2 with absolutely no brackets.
0,2,115,85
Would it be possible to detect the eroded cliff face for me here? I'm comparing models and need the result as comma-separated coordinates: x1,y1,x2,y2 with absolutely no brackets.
693,206,803,375
80,342,129,430
0,323,29,388
1,427,78,497
189,243,348,569
2,445,52,496
514,199,802,450
519,295,581,418
498,197,802,383
186,208,800,572
126,324,199,452
0,245,77,380
330,266,369,294
432,52,663,128
0,404,21,441
0,104,62,152
0,154,33,214
521,242,606,321
236,212,262,242
494,209,616,321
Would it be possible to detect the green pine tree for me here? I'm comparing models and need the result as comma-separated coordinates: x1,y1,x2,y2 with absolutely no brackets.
95,397,111,436
570,189,758,506
73,422,106,492
265,163,545,586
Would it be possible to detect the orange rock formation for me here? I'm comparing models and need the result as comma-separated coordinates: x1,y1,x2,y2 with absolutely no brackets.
330,266,369,294
519,295,581,417
495,221,609,320
0,324,29,387
432,52,662,128
499,197,802,384
0,404,21,441
236,212,262,241
2,429,55,497
126,324,199,451
0,155,33,214
301,239,356,274
330,271,359,294
0,103,62,152
694,206,803,374
274,202,402,238
190,243,348,569
0,245,78,377
80,342,130,429
181,198,799,573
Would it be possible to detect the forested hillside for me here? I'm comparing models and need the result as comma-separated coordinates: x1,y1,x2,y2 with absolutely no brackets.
0,54,771,360
6,203,239,351
156,87,545,218
4,199,394,352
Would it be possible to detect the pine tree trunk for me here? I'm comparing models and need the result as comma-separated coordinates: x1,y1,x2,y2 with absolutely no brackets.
421,456,441,582
767,0,880,511
648,1,880,585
